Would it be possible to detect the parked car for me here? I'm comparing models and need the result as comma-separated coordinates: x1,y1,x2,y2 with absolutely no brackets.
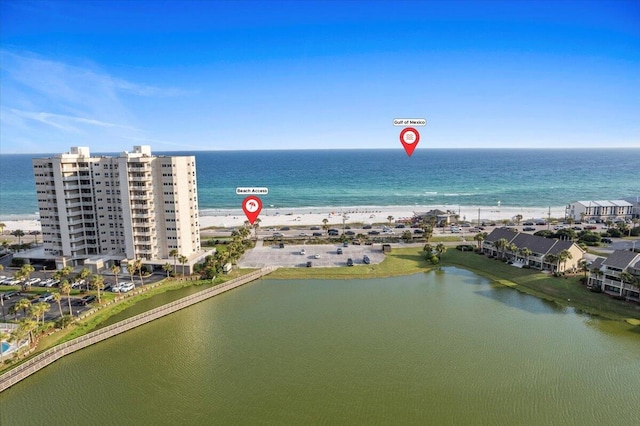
280,227,290,231
79,295,96,305
347,258,354,267
523,227,536,232
46,279,60,288
523,222,534,226
273,232,284,237
328,230,339,236
300,248,306,255
394,224,405,229
310,226,320,230
414,229,424,234
314,254,321,259
306,261,313,267
299,232,308,237
36,292,55,303
345,231,355,236
312,232,323,237
27,278,41,286
343,242,348,247
368,230,380,235
363,255,370,265
1,291,20,300
111,283,122,292
337,248,343,254
120,282,135,293
362,225,372,229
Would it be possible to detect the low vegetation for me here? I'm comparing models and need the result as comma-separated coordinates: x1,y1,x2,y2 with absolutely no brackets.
441,249,640,321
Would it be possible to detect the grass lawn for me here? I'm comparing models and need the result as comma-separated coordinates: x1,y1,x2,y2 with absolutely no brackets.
268,247,432,280
441,249,640,321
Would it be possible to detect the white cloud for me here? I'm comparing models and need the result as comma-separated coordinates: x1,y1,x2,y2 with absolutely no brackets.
0,50,188,152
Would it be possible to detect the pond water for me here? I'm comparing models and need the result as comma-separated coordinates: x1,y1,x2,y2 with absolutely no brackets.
1,267,639,425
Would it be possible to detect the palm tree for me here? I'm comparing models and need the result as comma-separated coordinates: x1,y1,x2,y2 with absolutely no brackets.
111,264,120,288
494,238,509,259
9,325,29,356
52,291,64,318
90,274,105,303
519,247,532,265
134,258,144,286
423,243,433,254
18,318,37,347
179,255,188,276
545,254,558,272
387,216,394,226
435,243,446,259
322,218,329,231
0,222,5,233
10,229,25,245
33,302,50,325
558,249,573,272
514,214,523,226
578,260,589,278
420,223,434,242
252,218,261,239
14,298,32,319
162,263,173,278
170,248,179,276
60,280,73,317
30,230,41,245
619,271,634,298
19,264,35,290
473,233,485,250
507,243,518,260
78,267,91,290
127,261,137,284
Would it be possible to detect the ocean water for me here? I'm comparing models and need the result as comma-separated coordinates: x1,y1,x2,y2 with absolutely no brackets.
0,149,638,218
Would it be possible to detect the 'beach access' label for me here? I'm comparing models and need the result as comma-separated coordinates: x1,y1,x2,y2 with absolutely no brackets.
393,118,426,126
236,187,269,195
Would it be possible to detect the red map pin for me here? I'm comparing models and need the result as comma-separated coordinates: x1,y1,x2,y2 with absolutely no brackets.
399,127,420,157
242,196,262,225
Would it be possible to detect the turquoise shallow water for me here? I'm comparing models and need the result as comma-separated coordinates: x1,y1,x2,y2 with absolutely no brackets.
1,149,639,217
1,268,639,425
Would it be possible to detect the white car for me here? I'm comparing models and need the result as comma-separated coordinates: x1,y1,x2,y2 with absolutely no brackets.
120,282,135,293
300,249,306,255
111,283,123,293
314,254,321,259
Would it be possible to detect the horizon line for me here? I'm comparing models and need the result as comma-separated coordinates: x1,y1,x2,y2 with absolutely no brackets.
1,146,639,155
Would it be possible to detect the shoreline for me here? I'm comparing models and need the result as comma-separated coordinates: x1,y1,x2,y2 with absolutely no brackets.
0,205,566,233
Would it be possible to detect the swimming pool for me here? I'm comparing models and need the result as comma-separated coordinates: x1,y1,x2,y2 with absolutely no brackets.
1,341,9,354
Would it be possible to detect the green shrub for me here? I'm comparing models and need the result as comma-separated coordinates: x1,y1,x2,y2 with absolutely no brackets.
10,257,25,267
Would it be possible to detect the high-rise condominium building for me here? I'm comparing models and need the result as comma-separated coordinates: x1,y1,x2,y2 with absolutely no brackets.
33,146,201,270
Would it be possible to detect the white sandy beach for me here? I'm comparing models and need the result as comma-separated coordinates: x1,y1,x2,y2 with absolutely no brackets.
1,206,567,236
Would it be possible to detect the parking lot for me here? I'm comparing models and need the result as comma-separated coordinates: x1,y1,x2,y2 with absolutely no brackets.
237,242,385,268
0,270,165,322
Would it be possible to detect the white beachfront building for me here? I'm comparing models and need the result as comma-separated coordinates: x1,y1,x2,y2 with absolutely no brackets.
32,146,210,274
565,200,633,223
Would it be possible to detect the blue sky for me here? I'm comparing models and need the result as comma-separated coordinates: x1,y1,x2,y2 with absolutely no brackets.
1,0,639,153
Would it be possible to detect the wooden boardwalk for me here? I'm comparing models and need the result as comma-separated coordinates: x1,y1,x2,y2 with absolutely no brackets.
0,267,277,393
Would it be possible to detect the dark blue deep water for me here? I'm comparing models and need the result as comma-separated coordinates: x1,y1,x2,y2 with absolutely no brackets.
1,149,638,218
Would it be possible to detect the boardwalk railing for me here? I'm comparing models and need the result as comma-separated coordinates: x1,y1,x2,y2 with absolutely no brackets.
0,267,276,393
